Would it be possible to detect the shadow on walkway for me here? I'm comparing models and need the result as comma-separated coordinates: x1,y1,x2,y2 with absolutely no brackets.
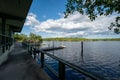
0,42,51,80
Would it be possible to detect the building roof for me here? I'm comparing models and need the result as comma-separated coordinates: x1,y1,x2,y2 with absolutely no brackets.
0,0,33,32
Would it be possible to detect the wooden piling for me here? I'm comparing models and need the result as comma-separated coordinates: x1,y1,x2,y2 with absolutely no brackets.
81,41,83,57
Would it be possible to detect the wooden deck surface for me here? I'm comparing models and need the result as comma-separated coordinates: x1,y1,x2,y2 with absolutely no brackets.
0,42,51,80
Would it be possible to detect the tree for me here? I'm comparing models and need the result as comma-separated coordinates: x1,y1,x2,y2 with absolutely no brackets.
14,33,28,42
28,33,42,43
14,33,42,42
64,0,120,33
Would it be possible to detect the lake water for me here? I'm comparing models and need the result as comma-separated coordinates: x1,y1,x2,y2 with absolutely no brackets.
40,41,120,80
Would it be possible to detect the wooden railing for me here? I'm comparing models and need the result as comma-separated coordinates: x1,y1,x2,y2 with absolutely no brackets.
23,42,107,80
0,34,13,53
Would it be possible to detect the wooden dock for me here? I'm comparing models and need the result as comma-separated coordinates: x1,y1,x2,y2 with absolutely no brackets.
40,45,66,51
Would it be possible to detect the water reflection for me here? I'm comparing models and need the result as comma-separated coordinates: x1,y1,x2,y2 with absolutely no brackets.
42,41,120,80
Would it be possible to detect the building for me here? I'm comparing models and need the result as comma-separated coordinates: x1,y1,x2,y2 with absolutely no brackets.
0,0,33,65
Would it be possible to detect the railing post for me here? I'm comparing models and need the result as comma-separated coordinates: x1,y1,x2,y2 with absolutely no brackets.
2,45,5,53
33,48,36,59
59,61,65,80
8,43,10,50
6,37,8,50
41,52,44,68
28,44,31,53
27,43,29,51
30,47,32,55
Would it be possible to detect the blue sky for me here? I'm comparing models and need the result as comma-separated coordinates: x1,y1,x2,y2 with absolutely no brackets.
22,0,120,38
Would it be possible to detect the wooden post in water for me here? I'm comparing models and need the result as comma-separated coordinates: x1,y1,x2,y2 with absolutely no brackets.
53,41,54,55
53,40,54,48
81,41,83,57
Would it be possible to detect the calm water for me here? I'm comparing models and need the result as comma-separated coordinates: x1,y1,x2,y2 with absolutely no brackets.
40,41,120,80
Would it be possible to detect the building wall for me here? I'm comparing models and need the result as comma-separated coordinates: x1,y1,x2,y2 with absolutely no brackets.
0,18,14,57
0,18,2,56
0,18,15,65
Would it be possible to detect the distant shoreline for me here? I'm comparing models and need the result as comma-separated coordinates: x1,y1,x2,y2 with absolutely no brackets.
43,38,120,41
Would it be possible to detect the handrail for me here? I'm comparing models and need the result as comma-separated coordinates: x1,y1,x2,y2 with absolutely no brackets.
0,34,12,38
23,42,107,80
0,34,13,53
44,63,59,77
41,50,106,80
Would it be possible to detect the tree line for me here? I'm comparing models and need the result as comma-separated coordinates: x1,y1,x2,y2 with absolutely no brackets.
43,37,120,41
14,33,42,42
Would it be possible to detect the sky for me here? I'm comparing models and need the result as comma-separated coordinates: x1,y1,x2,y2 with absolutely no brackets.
22,0,120,38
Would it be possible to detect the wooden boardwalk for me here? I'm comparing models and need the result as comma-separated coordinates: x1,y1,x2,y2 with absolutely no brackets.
0,42,51,80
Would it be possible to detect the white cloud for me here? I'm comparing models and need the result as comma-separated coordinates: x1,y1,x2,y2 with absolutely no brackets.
25,13,40,26
25,12,117,37
58,12,64,18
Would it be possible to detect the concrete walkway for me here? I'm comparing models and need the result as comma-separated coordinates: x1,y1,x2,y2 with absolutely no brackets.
0,42,51,80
